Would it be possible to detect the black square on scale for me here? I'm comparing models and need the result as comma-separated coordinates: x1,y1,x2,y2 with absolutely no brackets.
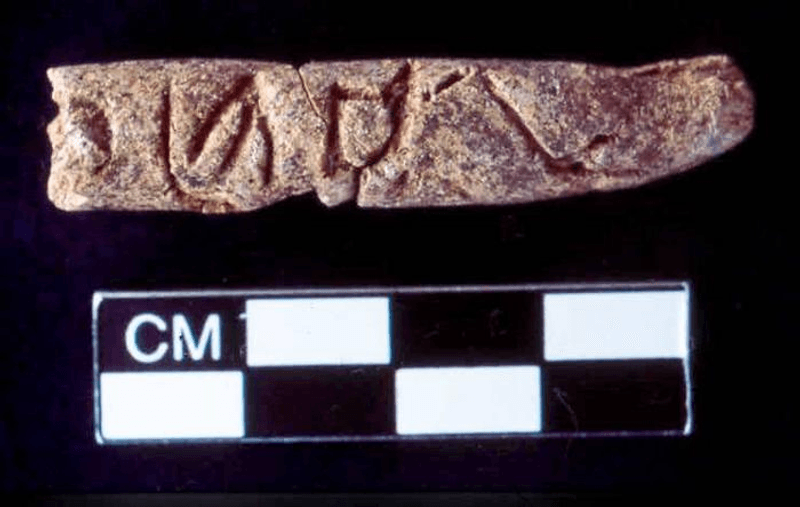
246,366,394,437
391,292,542,367
543,359,687,432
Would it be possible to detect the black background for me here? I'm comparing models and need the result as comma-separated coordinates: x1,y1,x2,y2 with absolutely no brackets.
1,0,793,501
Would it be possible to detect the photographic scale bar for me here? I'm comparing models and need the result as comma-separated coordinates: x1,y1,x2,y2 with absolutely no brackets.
93,283,692,443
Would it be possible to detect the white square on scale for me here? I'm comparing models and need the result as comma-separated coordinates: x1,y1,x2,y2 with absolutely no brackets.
395,365,541,435
543,290,689,361
245,297,391,367
99,371,244,441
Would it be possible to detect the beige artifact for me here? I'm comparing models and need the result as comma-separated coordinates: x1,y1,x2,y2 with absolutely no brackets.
46,56,753,213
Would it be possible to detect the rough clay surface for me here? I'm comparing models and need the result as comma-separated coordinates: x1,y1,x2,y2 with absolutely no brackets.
46,55,754,213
